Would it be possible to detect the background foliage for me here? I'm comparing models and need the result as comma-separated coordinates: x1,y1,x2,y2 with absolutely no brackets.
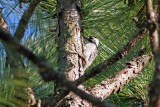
0,0,153,106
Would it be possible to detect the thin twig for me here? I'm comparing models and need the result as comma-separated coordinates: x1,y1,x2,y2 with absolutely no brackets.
13,0,40,42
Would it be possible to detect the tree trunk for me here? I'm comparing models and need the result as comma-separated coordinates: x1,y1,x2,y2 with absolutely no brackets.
57,0,84,81
56,0,93,106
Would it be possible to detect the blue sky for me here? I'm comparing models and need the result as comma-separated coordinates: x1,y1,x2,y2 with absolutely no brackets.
0,1,35,40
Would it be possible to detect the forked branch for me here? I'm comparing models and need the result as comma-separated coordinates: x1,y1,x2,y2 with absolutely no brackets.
52,27,148,106
0,27,115,107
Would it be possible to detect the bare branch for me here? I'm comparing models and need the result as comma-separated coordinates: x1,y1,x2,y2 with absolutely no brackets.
87,54,151,99
146,0,160,106
0,27,115,107
146,0,159,54
13,0,40,42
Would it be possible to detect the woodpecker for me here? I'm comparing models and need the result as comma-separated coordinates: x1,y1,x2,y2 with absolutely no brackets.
83,36,99,70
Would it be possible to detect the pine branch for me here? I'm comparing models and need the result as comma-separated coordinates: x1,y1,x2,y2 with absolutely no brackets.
87,54,151,99
146,0,160,106
13,0,40,42
3,0,40,67
0,1,40,67
1,3,40,105
0,10,22,67
146,0,159,55
0,27,115,107
52,53,151,106
51,28,147,106
0,7,32,106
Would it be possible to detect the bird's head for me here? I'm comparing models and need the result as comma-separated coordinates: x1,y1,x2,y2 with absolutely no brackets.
88,36,99,47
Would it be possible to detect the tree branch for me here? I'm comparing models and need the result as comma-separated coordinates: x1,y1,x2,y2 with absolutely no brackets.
146,0,160,106
76,27,147,85
87,54,151,99
13,0,40,42
0,27,115,107
4,0,40,67
0,10,23,67
1,3,40,105
146,0,159,55
51,28,147,106
52,53,151,106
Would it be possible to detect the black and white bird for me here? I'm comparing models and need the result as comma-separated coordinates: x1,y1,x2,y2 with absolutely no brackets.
83,36,99,70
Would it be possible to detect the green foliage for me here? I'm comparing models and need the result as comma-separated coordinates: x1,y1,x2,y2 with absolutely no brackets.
107,60,154,106
40,0,56,14
0,0,155,106
0,68,29,107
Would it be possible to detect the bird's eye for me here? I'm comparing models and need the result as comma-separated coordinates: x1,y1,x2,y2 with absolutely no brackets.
89,36,93,39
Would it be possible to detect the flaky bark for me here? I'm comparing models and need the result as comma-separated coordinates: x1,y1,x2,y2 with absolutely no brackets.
52,53,151,106
56,0,89,106
0,1,152,107
57,0,84,81
87,54,151,99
